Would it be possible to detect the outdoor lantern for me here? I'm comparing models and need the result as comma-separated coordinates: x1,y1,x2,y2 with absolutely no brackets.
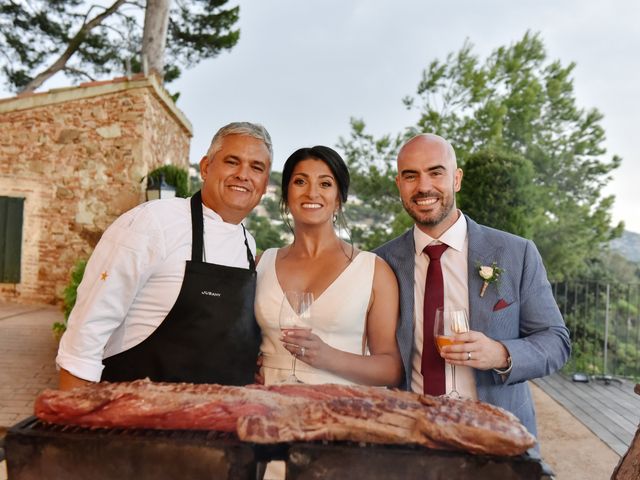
146,174,176,201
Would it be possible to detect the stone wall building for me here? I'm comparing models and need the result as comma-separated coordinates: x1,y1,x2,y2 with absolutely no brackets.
0,75,192,305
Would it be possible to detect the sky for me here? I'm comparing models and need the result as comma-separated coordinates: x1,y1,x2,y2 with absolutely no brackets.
3,1,639,232
170,0,639,232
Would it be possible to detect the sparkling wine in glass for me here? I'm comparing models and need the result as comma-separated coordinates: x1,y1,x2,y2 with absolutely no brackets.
434,307,469,399
278,291,314,383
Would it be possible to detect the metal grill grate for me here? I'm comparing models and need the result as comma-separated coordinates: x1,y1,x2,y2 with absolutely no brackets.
16,416,238,441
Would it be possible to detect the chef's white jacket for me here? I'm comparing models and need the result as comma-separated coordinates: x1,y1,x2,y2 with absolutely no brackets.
56,197,257,382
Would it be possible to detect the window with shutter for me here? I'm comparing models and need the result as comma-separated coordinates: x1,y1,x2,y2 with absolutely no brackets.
0,196,25,283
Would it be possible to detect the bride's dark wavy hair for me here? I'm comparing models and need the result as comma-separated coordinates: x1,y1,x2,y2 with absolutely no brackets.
280,146,352,243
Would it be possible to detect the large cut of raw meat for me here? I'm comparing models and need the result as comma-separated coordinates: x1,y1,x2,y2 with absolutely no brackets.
34,380,535,457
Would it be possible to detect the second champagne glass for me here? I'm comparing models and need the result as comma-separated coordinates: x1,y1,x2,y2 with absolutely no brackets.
434,307,469,399
278,291,314,383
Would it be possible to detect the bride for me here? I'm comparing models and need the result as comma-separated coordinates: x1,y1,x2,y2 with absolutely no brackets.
255,145,402,387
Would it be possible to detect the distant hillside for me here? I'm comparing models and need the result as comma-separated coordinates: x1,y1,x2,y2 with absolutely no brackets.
611,230,640,263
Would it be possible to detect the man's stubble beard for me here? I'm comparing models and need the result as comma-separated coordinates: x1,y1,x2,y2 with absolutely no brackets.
402,194,455,228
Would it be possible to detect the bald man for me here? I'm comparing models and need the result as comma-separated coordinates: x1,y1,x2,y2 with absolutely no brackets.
375,134,570,440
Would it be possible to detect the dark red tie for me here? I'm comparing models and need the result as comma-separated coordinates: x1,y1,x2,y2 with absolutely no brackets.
422,243,449,395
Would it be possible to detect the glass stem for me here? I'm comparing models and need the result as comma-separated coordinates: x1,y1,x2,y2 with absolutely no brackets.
292,355,297,377
451,364,457,393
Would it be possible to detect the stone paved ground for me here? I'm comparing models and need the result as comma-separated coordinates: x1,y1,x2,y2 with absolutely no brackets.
0,300,626,479
0,302,58,428
0,302,59,480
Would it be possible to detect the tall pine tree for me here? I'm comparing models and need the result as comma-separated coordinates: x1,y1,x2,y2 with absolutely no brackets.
0,0,240,93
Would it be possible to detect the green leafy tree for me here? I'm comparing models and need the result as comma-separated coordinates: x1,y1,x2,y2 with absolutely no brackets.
262,195,281,219
457,149,539,239
148,164,190,197
583,251,640,285
246,212,286,252
53,258,87,338
189,171,203,195
339,119,411,250
0,0,240,93
339,32,622,279
262,171,282,215
241,170,289,252
556,279,640,380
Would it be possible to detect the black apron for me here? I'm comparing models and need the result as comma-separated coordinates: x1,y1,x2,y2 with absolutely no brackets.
101,191,260,385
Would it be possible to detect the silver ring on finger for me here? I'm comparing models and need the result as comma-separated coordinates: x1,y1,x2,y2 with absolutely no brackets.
300,346,306,357
467,351,472,361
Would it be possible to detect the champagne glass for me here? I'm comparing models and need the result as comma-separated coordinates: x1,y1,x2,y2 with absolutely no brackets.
434,307,469,399
278,291,314,383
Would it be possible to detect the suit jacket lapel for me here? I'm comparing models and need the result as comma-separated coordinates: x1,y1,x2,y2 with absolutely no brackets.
466,216,500,330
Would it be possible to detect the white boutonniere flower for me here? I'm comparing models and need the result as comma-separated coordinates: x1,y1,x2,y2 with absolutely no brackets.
477,262,503,297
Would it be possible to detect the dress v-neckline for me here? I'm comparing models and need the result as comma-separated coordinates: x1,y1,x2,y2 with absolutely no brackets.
274,249,362,304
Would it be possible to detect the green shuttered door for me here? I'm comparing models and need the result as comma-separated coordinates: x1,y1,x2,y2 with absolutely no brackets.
0,196,25,283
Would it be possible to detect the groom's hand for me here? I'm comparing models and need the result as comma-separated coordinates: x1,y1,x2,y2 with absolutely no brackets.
441,331,510,371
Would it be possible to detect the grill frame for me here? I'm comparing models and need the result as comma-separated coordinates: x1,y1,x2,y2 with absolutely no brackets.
5,416,549,480
286,442,546,480
5,417,259,480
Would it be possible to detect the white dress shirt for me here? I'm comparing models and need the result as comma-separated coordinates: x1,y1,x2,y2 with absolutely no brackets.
411,211,477,398
56,197,256,382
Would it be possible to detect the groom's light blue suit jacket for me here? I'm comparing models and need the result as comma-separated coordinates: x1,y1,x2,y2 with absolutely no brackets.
375,215,571,437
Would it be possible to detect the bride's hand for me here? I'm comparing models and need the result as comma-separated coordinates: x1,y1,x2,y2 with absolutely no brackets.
280,329,329,368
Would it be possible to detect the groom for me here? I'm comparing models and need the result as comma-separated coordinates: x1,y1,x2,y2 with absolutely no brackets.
375,133,570,438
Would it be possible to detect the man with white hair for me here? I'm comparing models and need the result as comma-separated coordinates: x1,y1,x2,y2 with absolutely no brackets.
57,122,272,389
